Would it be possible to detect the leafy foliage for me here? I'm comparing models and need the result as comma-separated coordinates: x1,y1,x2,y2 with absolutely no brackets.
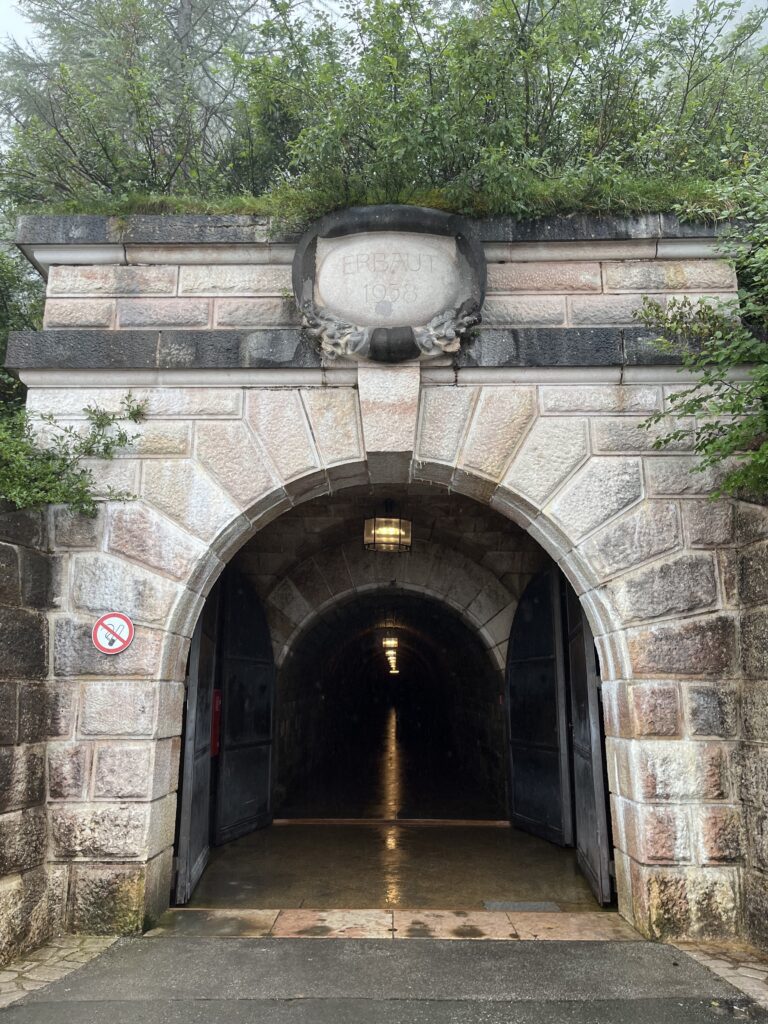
0,392,147,516
0,0,766,221
639,172,768,500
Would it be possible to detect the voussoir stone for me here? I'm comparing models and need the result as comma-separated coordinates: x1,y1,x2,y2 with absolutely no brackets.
107,503,208,582
458,386,535,480
549,457,642,541
246,389,320,481
503,417,588,504
71,553,182,626
300,388,364,467
578,500,681,579
143,460,240,541
195,420,278,508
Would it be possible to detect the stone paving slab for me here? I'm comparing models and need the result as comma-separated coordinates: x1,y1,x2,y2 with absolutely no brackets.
0,936,117,1009
677,941,768,1011
146,907,638,941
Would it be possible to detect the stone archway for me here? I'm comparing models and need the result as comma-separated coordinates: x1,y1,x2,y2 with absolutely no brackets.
40,368,742,942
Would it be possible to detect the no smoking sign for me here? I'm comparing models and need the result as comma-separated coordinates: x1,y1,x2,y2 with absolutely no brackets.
92,612,135,655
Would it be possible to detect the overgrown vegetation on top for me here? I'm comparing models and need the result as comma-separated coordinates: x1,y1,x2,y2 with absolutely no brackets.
1,0,768,506
0,0,766,224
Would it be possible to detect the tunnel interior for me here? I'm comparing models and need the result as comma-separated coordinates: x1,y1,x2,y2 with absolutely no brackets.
273,591,507,821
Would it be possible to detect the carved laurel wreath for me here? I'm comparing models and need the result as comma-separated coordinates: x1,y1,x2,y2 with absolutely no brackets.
300,301,482,360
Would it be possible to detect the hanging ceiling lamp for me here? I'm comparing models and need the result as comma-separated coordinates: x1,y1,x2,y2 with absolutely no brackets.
364,499,412,553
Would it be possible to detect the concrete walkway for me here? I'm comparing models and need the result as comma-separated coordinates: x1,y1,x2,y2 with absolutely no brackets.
2,935,768,1023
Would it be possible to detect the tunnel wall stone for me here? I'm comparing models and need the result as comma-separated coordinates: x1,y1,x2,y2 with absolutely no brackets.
4,214,762,950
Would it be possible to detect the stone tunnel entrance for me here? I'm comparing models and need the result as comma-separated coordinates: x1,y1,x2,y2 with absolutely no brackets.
172,485,614,916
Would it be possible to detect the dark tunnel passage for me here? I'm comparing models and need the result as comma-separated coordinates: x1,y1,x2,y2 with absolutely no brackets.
273,592,508,821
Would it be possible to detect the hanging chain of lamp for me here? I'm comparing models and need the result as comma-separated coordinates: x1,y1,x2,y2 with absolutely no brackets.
363,499,413,553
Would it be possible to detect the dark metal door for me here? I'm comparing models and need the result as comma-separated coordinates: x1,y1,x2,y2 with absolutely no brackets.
506,569,573,845
175,586,220,904
214,567,275,845
565,586,613,905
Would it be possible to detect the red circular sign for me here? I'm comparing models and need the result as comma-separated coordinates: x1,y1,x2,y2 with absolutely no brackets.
92,612,135,655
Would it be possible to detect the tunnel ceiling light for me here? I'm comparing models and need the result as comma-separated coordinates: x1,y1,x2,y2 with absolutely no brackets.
382,637,398,649
364,500,412,553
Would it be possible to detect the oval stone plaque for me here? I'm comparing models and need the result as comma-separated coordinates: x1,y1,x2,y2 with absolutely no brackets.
314,231,460,328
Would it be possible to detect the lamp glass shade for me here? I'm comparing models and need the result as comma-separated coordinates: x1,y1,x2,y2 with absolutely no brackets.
364,516,412,552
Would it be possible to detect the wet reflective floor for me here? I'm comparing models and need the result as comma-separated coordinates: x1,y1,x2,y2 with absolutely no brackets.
189,822,600,912
277,707,506,820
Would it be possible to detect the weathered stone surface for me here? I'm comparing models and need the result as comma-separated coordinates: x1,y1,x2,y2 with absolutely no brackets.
52,507,103,549
685,683,738,737
539,385,661,414
741,679,768,742
735,502,768,545
697,806,743,864
634,741,729,802
70,863,145,933
245,389,320,481
503,418,588,504
179,264,291,294
0,745,45,811
48,265,177,296
579,501,681,579
47,743,89,800
155,681,185,739
0,504,43,549
54,617,167,678
0,808,46,874
549,458,642,540
609,553,718,624
147,794,177,856
19,548,50,610
79,457,139,498
481,296,565,326
119,421,190,456
592,417,692,453
568,294,646,325
19,682,76,743
117,298,210,327
603,259,736,292
744,868,768,949
357,364,421,455
71,553,182,626
0,607,47,681
50,802,149,858
0,865,58,965
143,460,240,542
458,386,535,480
0,683,17,745
195,420,277,508
487,262,601,292
0,543,20,605
627,615,736,677
645,456,720,495
683,499,734,547
737,542,768,607
415,386,476,466
301,388,364,468
629,683,681,736
143,388,241,418
93,743,153,799
637,864,739,940
741,608,768,678
214,298,300,327
613,797,691,863
44,299,114,328
79,681,156,737
107,503,208,583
